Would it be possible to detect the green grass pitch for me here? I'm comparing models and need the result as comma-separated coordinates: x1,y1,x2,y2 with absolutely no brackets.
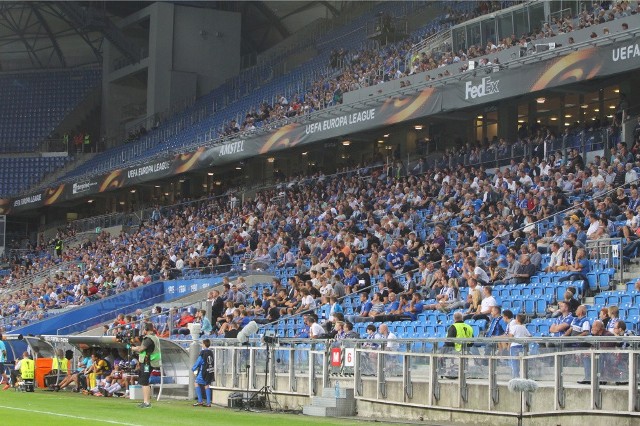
0,390,387,426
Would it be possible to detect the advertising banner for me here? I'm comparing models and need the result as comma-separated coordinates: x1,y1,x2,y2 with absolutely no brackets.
2,38,638,214
11,277,223,336
12,282,166,337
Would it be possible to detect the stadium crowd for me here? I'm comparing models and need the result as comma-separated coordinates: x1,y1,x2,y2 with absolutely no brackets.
0,1,639,343
220,1,635,137
0,103,638,339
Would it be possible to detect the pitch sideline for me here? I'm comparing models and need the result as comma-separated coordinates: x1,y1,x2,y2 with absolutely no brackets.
0,404,144,426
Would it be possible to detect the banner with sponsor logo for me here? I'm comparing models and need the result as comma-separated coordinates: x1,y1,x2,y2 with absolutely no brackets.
2,38,639,214
444,39,640,109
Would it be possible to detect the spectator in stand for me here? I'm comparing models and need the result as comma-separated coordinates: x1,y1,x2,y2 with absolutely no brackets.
606,305,623,334
308,315,326,339
486,306,506,338
565,305,591,336
509,254,537,284
175,310,195,335
578,320,615,384
505,313,531,378
549,301,574,341
348,292,372,323
465,285,497,321
378,323,399,352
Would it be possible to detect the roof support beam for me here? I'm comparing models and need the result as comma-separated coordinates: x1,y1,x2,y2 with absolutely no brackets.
29,3,66,67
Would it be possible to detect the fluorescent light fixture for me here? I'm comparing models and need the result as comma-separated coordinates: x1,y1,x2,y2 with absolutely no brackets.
536,97,546,104
414,125,423,130
207,172,214,176
342,140,350,146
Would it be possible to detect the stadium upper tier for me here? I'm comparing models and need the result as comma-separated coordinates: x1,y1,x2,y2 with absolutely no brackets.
0,67,101,153
50,1,487,184
47,0,632,188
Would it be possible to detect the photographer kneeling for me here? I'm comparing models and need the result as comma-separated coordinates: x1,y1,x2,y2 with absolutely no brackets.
131,322,161,408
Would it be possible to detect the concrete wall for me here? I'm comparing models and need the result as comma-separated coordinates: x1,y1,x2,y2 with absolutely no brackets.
209,369,640,425
103,3,241,140
172,6,241,97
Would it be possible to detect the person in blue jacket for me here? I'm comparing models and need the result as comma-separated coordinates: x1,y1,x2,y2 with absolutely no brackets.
191,339,215,407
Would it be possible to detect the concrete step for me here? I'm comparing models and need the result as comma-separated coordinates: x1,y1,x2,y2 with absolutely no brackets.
321,387,354,399
303,387,356,417
303,402,355,417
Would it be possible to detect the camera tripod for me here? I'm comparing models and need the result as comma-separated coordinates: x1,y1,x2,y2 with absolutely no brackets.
245,341,276,411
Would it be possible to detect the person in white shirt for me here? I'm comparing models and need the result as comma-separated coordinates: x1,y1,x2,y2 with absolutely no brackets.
296,288,316,314
625,163,638,184
378,324,399,351
308,315,326,339
175,256,184,270
467,285,497,321
586,214,601,239
466,259,490,286
504,312,531,378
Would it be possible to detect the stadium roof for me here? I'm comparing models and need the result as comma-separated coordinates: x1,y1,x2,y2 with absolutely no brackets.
0,1,346,72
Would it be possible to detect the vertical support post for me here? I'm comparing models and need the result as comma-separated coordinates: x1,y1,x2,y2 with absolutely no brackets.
591,352,601,410
489,356,499,409
458,356,468,405
629,352,638,412
288,348,296,392
322,349,329,391
555,353,565,409
231,347,239,388
268,345,276,390
377,350,386,398
249,348,256,390
403,354,412,402
429,353,440,404
354,348,362,397
308,348,315,396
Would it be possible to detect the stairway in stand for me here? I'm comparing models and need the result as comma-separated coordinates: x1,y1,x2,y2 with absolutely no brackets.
302,385,356,417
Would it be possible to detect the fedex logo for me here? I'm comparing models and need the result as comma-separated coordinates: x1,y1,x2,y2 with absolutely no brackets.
465,77,499,100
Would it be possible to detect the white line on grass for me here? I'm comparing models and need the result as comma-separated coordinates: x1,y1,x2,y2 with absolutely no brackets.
0,404,143,426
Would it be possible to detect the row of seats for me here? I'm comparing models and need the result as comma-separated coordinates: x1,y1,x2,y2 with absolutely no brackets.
0,67,101,152
0,156,71,196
